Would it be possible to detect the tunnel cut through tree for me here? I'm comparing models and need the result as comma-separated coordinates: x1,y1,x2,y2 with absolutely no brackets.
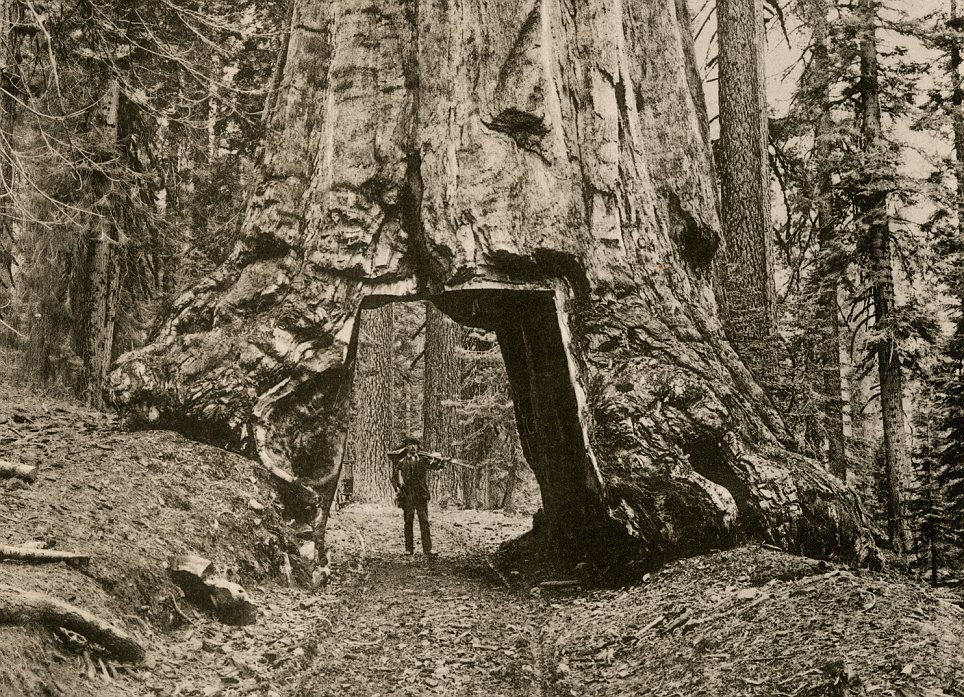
108,0,877,579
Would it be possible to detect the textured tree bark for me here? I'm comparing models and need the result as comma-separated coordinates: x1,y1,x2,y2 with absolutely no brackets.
109,0,876,574
857,0,913,559
73,78,123,409
0,0,22,289
716,0,779,397
349,305,396,502
807,0,847,479
423,303,466,503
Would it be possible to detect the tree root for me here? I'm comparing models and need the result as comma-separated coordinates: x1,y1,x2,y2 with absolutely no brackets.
0,584,145,663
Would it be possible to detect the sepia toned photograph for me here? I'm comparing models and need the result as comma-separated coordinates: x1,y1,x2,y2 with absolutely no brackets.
0,0,962,694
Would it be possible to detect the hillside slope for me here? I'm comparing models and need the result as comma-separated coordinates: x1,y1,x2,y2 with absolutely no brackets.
1,357,962,696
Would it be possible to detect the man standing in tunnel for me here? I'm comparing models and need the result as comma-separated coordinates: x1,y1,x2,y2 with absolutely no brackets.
389,436,446,558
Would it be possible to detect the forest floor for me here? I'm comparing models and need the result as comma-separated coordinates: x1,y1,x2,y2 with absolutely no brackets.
2,353,964,696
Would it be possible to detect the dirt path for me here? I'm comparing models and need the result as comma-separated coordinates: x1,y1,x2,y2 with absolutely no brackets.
0,354,551,697
295,506,551,697
112,505,549,697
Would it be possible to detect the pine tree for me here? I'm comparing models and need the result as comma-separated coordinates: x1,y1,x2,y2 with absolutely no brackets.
457,328,531,511
349,305,396,503
771,0,944,557
853,0,914,558
0,0,26,290
716,0,779,395
6,0,285,399
808,0,847,478
423,303,466,505
936,0,964,570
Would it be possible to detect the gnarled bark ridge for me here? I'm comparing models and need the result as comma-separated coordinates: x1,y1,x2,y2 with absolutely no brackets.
108,0,875,573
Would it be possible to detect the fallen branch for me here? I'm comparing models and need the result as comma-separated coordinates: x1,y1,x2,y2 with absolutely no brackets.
0,546,89,567
0,460,37,482
639,614,665,635
538,580,580,590
0,316,26,339
485,557,511,589
0,584,145,662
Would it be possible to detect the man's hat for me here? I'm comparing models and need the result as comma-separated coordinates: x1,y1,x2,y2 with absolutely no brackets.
400,435,421,447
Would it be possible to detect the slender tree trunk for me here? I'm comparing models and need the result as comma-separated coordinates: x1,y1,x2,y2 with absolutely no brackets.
75,78,123,409
808,0,847,478
717,0,778,395
351,305,396,502
952,0,964,237
0,0,22,289
857,0,913,559
423,302,465,504
935,0,964,584
501,453,519,511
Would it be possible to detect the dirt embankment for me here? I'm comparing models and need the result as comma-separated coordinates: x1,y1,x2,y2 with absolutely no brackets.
2,360,964,697
0,367,301,696
541,547,964,696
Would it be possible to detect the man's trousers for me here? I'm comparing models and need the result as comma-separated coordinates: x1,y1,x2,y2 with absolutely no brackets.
403,501,432,554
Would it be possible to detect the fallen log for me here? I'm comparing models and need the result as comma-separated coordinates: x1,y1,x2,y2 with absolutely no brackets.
0,460,37,482
168,554,257,625
0,584,145,662
538,580,580,590
0,546,89,567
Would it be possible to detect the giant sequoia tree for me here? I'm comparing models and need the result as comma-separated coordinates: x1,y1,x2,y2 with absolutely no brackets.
109,0,876,575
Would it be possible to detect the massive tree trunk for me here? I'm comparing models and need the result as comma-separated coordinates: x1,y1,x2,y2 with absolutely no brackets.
807,0,847,479
74,78,123,409
716,0,779,396
423,303,466,504
857,0,913,559
348,305,396,502
109,0,876,575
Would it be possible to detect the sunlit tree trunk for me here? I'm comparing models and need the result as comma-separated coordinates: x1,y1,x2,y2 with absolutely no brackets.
423,303,465,504
351,305,396,502
717,0,778,396
857,0,913,559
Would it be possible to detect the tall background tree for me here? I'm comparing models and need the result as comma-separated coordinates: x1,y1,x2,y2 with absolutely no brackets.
423,304,467,504
1,0,286,401
347,305,396,502
716,0,780,399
